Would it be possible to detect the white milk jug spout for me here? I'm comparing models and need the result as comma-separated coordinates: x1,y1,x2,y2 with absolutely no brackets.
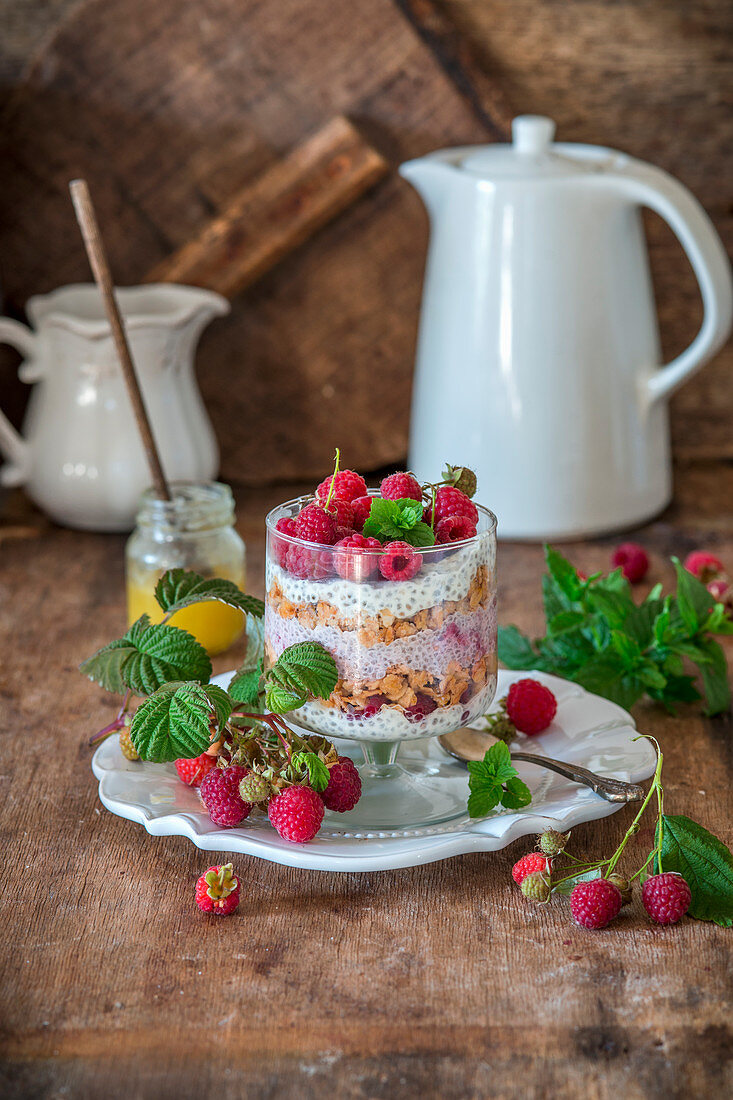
401,116,733,540
0,283,229,531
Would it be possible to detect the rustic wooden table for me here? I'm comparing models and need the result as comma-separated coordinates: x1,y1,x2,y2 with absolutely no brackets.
1,465,731,1099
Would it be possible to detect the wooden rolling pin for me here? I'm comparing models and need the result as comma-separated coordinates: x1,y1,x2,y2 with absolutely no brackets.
145,115,388,297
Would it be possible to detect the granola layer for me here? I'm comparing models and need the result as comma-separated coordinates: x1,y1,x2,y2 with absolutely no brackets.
268,564,489,648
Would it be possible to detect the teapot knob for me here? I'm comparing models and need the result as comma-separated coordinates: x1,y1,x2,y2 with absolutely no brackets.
512,115,556,155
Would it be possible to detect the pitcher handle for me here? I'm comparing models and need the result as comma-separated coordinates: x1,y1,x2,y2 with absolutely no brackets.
614,165,733,406
0,318,37,487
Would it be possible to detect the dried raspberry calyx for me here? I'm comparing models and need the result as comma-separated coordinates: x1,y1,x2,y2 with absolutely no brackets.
204,862,239,901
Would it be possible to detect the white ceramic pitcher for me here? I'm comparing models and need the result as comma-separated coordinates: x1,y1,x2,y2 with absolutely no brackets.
401,116,733,539
0,283,228,531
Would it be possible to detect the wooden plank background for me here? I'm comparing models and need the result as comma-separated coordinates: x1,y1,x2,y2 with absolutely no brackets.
0,0,731,485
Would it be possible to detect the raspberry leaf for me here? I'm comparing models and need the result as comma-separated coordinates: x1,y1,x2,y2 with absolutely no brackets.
81,615,212,696
130,681,232,762
467,741,531,818
228,616,266,706
264,642,338,713
154,568,265,619
292,751,330,792
654,814,733,927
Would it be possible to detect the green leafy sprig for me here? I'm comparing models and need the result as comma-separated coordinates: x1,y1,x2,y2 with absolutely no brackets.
362,498,435,547
467,741,531,817
499,546,733,715
82,569,340,766
531,738,733,927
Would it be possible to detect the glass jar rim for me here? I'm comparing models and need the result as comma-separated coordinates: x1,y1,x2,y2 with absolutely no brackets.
135,480,235,533
265,490,497,552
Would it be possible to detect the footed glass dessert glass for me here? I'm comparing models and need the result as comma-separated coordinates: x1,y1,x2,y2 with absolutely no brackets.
265,494,497,830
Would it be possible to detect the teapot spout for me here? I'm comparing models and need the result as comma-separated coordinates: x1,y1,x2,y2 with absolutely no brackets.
399,156,455,218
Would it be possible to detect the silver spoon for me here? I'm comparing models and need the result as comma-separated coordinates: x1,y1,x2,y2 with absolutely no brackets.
438,728,645,803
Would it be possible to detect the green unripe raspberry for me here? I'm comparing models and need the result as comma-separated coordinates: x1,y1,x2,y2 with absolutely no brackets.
520,871,551,903
606,873,632,905
239,773,271,803
538,829,570,856
442,463,477,499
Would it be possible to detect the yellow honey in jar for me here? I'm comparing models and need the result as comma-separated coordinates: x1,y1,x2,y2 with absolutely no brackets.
125,483,247,657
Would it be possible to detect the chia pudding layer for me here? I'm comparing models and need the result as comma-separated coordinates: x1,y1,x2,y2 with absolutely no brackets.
264,534,497,742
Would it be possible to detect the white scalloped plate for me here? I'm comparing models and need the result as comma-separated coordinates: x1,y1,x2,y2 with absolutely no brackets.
91,670,656,871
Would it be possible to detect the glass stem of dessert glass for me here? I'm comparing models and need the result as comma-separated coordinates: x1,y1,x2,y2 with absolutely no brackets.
265,492,498,831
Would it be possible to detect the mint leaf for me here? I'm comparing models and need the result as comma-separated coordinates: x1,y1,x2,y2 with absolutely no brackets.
404,521,437,548
654,814,733,926
467,741,531,818
130,681,231,762
265,642,338,714
673,558,715,633
693,637,730,716
292,751,330,792
545,545,582,601
497,626,541,670
501,775,532,809
154,568,264,619
81,615,211,696
362,498,435,546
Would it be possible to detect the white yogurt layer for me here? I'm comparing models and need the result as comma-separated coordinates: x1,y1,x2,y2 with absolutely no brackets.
293,678,498,742
266,536,493,621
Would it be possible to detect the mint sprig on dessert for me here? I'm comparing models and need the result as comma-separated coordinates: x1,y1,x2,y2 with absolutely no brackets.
499,545,732,715
362,497,435,547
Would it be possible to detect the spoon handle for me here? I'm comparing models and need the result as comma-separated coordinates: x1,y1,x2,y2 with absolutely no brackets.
510,752,645,803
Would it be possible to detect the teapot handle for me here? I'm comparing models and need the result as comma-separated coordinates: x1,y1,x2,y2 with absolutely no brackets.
0,318,37,487
616,166,733,406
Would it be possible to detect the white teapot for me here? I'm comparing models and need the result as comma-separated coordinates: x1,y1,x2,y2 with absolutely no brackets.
0,283,228,531
401,116,732,539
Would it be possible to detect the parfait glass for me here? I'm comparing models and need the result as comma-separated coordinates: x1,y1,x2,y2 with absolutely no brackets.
264,494,497,830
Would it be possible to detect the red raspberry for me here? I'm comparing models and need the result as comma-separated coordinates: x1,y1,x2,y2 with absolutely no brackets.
642,872,692,925
200,766,252,828
175,752,217,788
285,543,333,580
404,694,438,722
684,550,724,582
321,756,362,812
333,533,382,582
435,514,477,543
379,541,422,581
512,852,553,884
380,472,423,502
268,785,324,843
325,498,354,531
611,542,649,583
294,504,338,546
346,694,390,721
273,516,296,567
433,486,478,525
195,863,240,915
351,495,373,532
506,678,557,735
316,469,367,504
570,877,623,929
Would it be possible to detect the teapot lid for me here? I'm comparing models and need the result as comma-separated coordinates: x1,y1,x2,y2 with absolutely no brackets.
460,115,617,179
